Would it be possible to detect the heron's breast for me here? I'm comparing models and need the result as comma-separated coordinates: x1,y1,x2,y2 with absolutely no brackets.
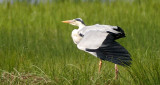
71,30,82,44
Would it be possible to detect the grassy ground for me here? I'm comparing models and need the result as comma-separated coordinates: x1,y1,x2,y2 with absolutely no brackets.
0,1,160,85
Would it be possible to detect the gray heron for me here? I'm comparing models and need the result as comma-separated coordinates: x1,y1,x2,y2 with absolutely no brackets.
62,18,131,79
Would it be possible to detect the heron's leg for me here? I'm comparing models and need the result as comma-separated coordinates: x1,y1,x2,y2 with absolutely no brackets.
98,59,102,73
115,64,118,79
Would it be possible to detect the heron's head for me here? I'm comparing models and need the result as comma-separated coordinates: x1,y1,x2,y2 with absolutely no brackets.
62,18,85,27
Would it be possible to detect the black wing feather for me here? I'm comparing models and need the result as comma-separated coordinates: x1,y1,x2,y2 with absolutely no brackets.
97,41,131,66
98,34,131,66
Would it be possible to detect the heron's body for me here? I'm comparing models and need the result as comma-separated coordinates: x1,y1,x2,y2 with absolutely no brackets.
62,18,132,79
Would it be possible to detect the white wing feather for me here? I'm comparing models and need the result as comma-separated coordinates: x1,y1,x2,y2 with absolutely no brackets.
77,30,109,51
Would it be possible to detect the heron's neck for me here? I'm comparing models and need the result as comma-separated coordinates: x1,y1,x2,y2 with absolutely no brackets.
78,24,86,31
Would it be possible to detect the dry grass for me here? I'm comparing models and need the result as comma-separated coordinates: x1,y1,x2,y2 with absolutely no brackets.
0,68,51,84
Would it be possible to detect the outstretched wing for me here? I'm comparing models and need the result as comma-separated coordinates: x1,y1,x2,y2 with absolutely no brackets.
77,30,131,66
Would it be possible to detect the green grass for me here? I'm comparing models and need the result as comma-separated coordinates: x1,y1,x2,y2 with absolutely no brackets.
0,1,160,85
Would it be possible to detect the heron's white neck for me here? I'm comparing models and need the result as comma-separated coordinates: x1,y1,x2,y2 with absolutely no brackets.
78,24,86,31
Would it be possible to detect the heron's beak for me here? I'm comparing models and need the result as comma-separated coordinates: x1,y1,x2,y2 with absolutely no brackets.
62,20,74,23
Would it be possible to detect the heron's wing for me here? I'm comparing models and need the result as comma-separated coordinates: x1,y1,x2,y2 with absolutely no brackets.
77,31,109,50
78,30,131,66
